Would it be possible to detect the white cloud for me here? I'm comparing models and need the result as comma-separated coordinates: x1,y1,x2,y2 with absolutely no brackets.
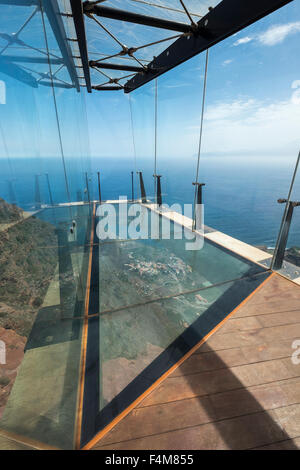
204,99,259,121
186,83,300,156
233,22,300,47
222,59,233,66
233,36,253,46
258,22,300,45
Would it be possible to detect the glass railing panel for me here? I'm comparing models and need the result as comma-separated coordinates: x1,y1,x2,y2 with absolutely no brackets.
0,203,92,448
269,153,300,280
39,1,91,204
0,2,72,212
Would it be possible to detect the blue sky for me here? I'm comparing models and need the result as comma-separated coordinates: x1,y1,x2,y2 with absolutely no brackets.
0,0,300,164
85,0,300,162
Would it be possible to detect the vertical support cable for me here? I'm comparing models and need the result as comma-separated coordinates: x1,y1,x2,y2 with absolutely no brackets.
192,49,209,231
131,170,134,202
97,171,102,204
34,174,41,210
154,78,158,202
46,173,54,206
85,172,91,204
129,94,137,199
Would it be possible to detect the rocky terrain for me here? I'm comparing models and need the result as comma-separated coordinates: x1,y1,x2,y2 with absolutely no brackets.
0,199,58,416
258,245,300,267
0,198,23,224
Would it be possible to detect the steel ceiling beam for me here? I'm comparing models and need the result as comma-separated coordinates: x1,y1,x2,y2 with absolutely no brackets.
83,2,193,33
70,0,92,92
92,85,123,90
89,61,145,73
124,0,293,93
43,0,80,91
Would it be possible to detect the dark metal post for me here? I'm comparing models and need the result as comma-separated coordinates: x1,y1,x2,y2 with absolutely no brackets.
131,171,134,202
137,171,147,203
193,182,205,205
192,182,205,230
85,172,91,204
46,173,54,206
153,174,162,207
34,174,41,210
97,171,102,204
272,199,300,270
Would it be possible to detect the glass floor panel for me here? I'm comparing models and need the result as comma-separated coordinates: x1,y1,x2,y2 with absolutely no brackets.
0,202,270,449
80,203,270,447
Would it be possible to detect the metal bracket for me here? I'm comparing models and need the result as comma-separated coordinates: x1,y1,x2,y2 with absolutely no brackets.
153,174,162,207
272,199,300,270
137,171,147,203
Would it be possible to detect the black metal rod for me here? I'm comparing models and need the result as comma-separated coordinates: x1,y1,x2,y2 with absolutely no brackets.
97,171,102,204
153,174,162,207
124,0,293,92
192,182,205,205
137,171,147,203
34,175,41,210
90,61,144,73
131,171,134,202
192,182,205,230
46,173,54,206
272,202,294,270
84,3,192,33
70,0,92,93
156,175,162,207
92,85,123,90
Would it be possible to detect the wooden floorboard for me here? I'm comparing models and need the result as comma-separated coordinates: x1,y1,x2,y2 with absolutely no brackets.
0,434,36,451
92,274,300,450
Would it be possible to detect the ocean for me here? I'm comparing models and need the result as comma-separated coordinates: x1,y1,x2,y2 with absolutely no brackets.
1,156,299,248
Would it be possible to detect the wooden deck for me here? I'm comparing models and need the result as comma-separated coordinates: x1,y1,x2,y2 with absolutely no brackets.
92,273,300,450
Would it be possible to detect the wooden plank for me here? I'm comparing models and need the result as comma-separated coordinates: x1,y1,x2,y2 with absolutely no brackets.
138,358,298,407
199,322,300,352
96,376,300,447
254,437,300,450
95,404,300,450
173,338,297,376
0,435,36,450
91,274,300,450
233,299,300,317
